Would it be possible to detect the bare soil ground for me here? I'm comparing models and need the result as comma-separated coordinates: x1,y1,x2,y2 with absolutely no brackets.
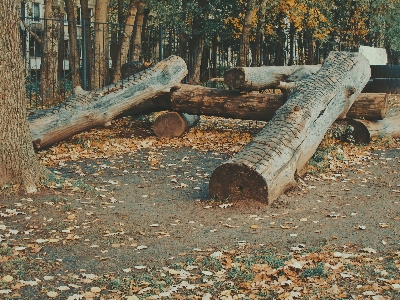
1,96,400,299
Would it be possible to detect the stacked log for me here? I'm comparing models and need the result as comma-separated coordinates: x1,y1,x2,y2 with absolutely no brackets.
209,51,371,203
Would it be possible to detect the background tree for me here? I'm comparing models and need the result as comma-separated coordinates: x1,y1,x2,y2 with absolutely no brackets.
0,0,46,193
92,0,110,89
65,0,81,88
40,0,61,106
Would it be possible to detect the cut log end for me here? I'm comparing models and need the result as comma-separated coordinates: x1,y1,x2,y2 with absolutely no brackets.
209,163,268,203
153,112,190,138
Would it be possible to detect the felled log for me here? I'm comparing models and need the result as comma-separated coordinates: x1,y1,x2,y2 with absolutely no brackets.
209,52,371,203
28,56,187,149
370,65,400,78
346,117,400,144
224,65,321,91
148,86,386,137
362,79,400,94
153,112,200,137
345,93,388,120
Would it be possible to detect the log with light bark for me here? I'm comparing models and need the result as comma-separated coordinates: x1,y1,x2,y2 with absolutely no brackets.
153,112,200,137
346,117,400,144
28,55,187,149
209,52,371,204
224,65,321,91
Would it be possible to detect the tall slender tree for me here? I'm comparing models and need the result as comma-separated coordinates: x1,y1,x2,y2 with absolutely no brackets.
65,0,81,87
92,0,110,89
0,0,46,193
40,0,61,106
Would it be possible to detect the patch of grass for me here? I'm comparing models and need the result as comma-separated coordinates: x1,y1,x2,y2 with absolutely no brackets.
300,263,326,278
200,256,223,272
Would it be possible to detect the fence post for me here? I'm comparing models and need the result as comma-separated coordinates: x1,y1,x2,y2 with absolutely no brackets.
159,24,163,61
82,19,87,90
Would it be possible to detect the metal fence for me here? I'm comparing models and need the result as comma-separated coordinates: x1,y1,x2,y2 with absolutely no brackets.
20,17,400,109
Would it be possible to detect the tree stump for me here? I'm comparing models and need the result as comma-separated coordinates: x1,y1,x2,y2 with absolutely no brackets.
209,52,371,203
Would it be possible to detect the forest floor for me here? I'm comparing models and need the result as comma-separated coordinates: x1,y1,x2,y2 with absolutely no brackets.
0,96,400,299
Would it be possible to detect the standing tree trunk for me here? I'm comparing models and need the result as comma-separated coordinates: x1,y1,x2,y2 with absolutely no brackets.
0,0,46,193
238,0,256,67
253,0,267,67
132,0,146,61
65,0,81,87
40,0,60,106
80,0,93,90
112,0,140,83
92,0,110,89
187,0,208,84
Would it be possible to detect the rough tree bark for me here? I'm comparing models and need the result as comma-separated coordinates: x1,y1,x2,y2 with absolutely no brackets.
209,52,370,203
80,0,93,90
65,0,81,87
29,56,187,149
92,0,110,89
40,0,60,106
132,0,146,61
187,0,208,85
0,0,46,193
112,0,140,83
238,0,256,67
224,65,321,91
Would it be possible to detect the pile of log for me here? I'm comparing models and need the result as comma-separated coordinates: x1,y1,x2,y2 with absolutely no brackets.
26,53,400,204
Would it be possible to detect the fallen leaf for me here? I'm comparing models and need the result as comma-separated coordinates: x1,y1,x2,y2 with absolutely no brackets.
47,291,59,298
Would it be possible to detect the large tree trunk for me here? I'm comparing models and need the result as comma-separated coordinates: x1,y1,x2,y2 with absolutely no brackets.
346,117,400,144
112,0,140,83
224,65,321,91
187,0,208,85
146,86,386,137
132,0,146,61
80,0,93,90
65,0,81,88
29,56,187,149
92,0,110,89
164,86,387,121
40,0,60,106
238,0,256,67
0,0,45,193
209,52,370,204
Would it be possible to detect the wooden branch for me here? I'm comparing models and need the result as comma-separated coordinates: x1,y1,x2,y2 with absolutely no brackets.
29,55,187,149
224,65,321,91
209,52,371,204
346,117,400,144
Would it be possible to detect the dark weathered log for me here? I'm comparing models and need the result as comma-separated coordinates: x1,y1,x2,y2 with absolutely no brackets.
363,79,400,94
346,117,400,144
127,85,385,122
209,52,370,203
370,65,400,78
153,112,200,137
28,56,187,149
346,93,388,120
224,65,321,91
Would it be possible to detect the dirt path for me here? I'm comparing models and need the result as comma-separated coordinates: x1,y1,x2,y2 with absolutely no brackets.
1,99,400,299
